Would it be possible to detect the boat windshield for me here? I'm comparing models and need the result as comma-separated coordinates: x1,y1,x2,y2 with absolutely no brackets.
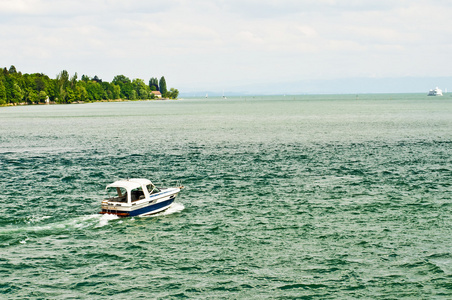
146,183,160,195
106,187,128,202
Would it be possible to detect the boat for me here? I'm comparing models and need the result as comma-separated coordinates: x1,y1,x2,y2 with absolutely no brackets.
428,87,443,96
99,178,183,217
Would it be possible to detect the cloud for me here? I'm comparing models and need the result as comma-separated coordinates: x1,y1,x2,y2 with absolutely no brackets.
1,0,452,92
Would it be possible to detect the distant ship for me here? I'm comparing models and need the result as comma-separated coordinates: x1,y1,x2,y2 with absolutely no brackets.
428,87,443,96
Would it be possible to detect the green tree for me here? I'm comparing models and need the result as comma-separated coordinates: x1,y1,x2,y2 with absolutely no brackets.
70,72,78,89
81,74,90,82
24,87,35,104
8,65,17,74
11,82,24,103
56,70,69,103
38,91,48,103
112,75,130,85
112,84,121,99
112,75,133,99
128,90,136,100
0,67,178,104
0,79,7,105
34,74,48,92
57,70,69,88
76,85,88,102
66,87,76,103
159,76,167,95
47,79,58,101
86,81,103,100
168,88,179,99
149,77,159,91
132,78,150,99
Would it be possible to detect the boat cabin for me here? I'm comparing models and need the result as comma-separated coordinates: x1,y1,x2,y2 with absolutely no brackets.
105,178,161,204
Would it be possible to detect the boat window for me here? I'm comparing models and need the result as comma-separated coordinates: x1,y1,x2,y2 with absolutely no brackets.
131,187,145,202
106,187,127,202
146,184,160,195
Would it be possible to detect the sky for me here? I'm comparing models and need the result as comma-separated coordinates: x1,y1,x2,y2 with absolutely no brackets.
1,0,452,94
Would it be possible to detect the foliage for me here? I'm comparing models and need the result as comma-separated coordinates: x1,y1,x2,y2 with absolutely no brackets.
159,76,167,95
167,88,179,99
0,65,179,105
149,77,159,91
8,65,17,74
0,78,7,105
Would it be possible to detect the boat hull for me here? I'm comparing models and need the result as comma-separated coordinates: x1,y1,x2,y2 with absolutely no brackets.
99,187,180,217
100,198,174,217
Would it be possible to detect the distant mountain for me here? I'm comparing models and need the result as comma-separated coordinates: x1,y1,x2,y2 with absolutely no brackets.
179,76,452,96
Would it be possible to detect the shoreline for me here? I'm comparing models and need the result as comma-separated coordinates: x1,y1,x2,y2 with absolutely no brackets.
0,98,178,107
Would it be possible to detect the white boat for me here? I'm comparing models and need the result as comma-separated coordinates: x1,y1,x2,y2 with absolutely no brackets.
428,87,443,96
99,178,183,217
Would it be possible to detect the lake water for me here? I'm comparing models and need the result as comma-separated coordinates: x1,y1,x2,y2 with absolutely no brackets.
1,94,451,299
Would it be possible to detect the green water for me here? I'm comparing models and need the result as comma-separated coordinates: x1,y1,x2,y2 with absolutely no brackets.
1,94,451,299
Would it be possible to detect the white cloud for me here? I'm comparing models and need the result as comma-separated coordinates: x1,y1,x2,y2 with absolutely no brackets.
1,0,452,92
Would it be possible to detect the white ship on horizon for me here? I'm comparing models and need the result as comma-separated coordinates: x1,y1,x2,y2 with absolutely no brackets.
428,87,443,96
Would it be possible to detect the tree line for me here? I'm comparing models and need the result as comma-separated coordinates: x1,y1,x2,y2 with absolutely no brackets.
0,65,179,105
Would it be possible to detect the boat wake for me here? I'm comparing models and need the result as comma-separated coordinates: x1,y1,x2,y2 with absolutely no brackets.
0,203,185,242
0,214,117,246
95,213,120,228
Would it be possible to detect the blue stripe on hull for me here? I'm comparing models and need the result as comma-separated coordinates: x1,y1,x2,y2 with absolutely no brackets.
128,198,174,217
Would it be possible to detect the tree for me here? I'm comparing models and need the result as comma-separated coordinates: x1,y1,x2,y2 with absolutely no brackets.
66,87,76,103
159,76,167,95
130,90,137,100
0,67,178,104
24,87,37,104
57,70,69,87
34,74,47,91
112,75,133,99
81,74,90,82
11,82,24,103
38,91,48,103
85,81,103,100
0,79,6,105
149,77,159,91
93,75,102,83
112,84,121,99
132,78,150,99
8,65,17,74
112,75,130,85
70,72,78,89
56,70,70,103
168,88,179,99
76,85,88,102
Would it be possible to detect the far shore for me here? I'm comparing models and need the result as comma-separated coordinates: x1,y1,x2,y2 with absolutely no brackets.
0,97,179,107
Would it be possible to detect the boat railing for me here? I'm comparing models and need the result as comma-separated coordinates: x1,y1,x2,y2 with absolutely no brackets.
154,178,184,190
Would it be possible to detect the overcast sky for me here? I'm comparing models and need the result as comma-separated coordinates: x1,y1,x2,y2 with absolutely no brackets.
1,0,451,93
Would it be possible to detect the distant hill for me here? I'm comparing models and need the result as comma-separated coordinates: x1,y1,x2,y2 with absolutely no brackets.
180,76,452,96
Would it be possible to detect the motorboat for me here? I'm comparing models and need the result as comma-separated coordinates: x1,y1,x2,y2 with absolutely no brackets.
99,178,183,217
428,87,443,96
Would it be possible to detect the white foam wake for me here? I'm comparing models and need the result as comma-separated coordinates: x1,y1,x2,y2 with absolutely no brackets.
162,202,185,215
1,204,185,237
95,213,119,227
